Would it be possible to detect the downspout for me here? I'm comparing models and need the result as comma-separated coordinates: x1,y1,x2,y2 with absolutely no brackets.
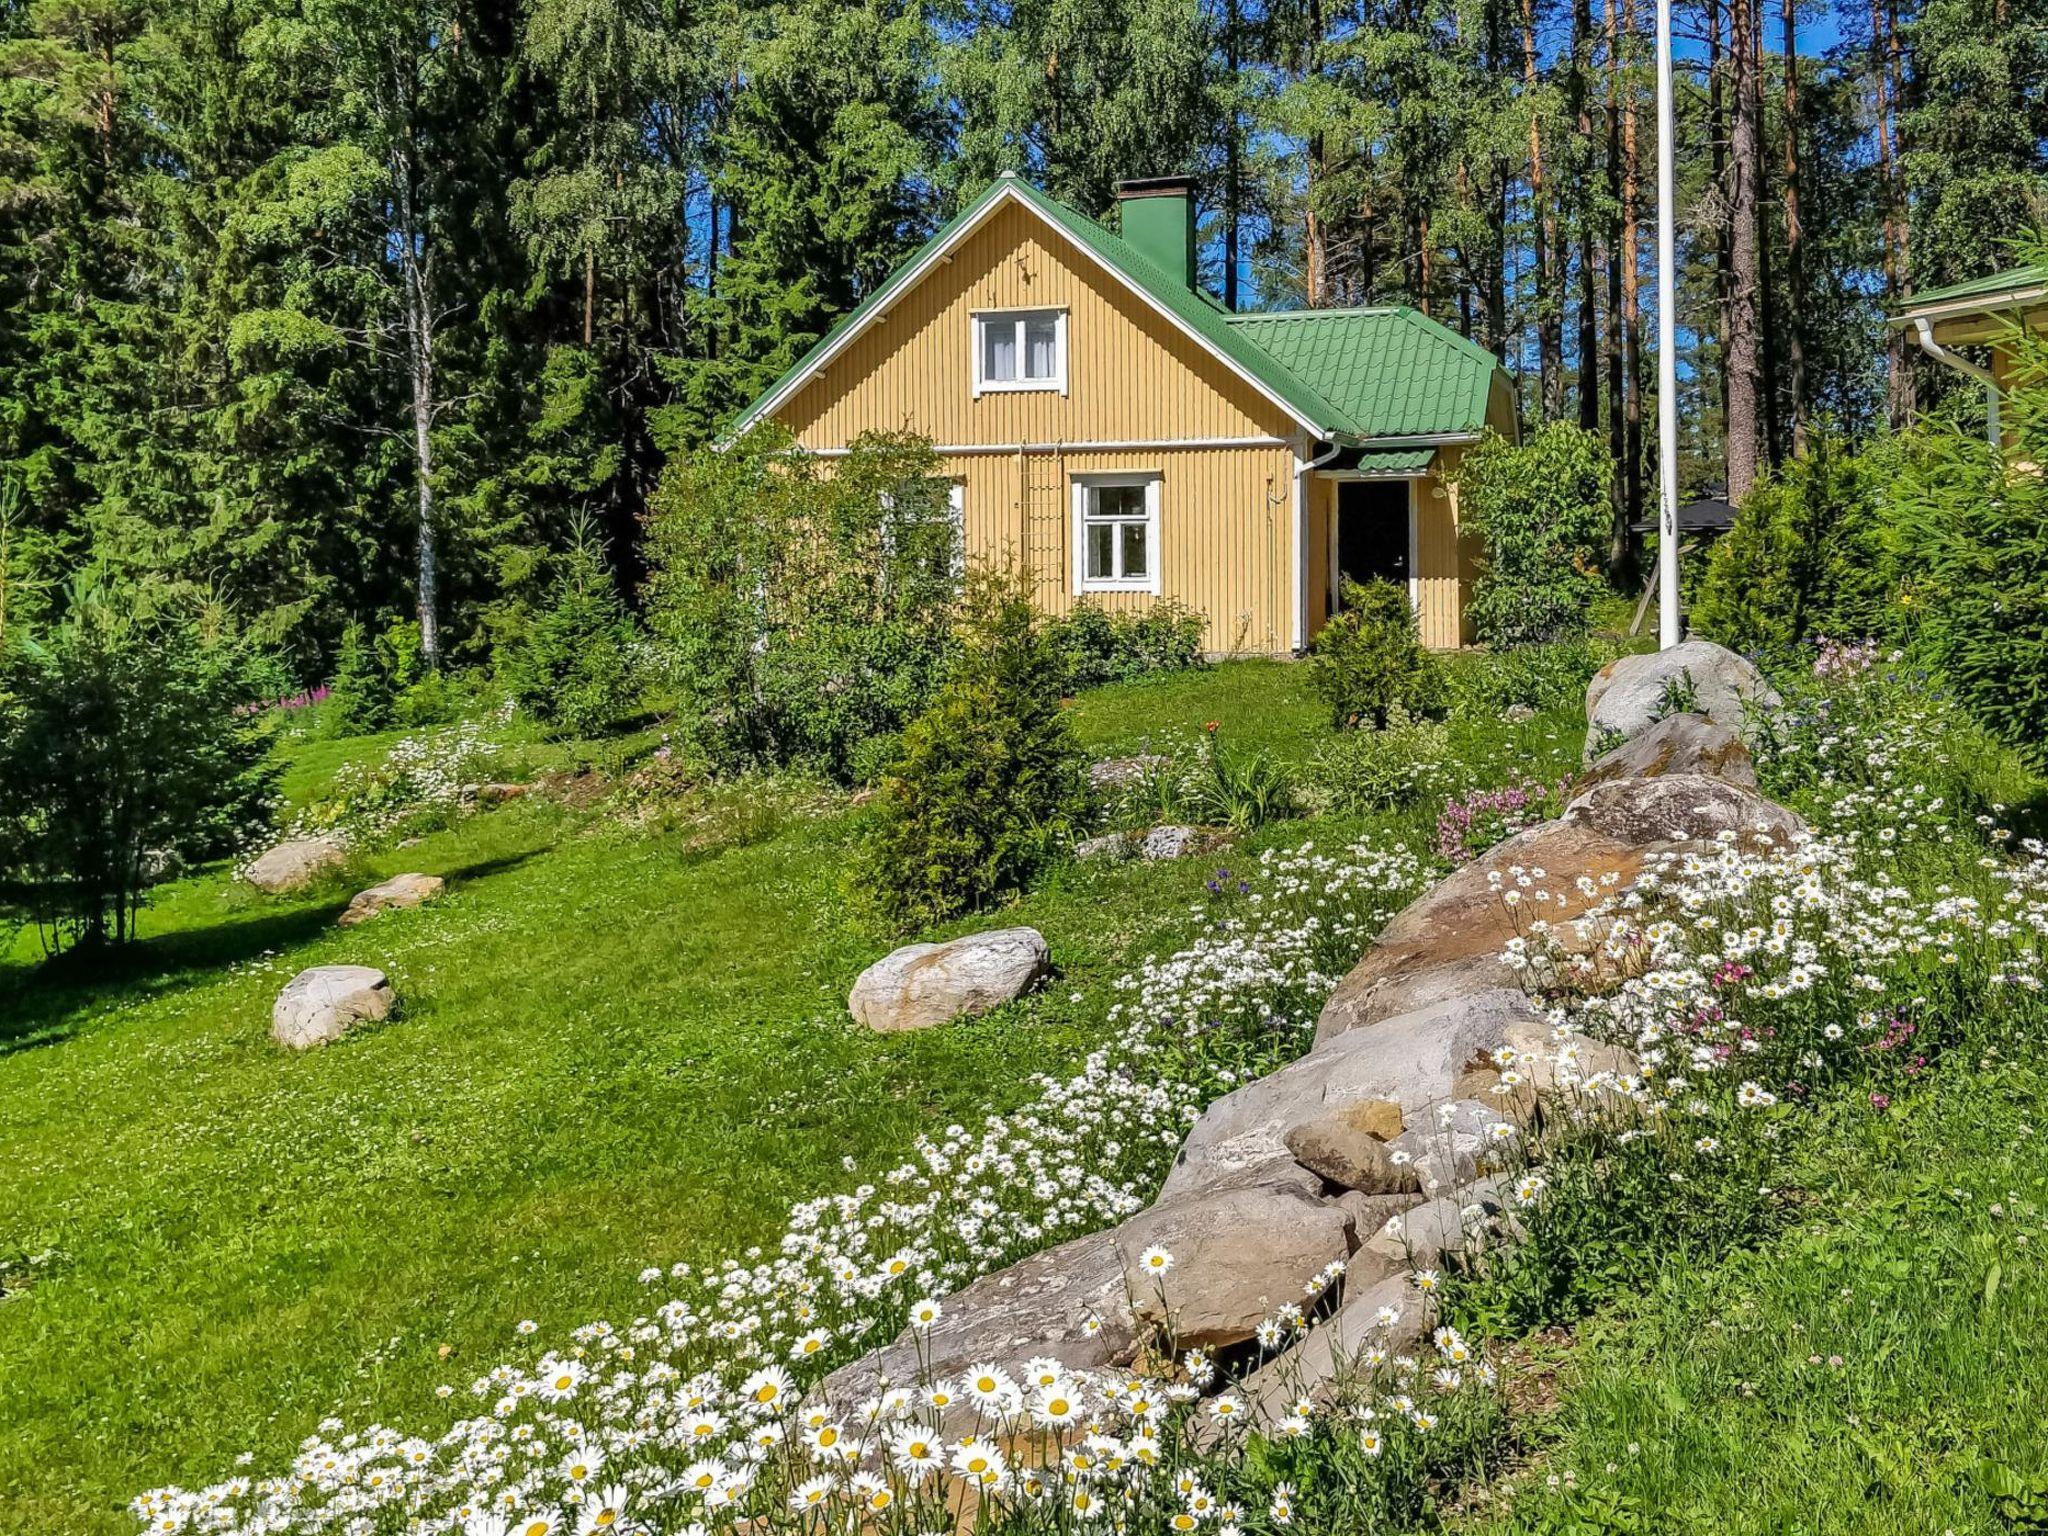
1911,316,2001,449
1292,436,1345,653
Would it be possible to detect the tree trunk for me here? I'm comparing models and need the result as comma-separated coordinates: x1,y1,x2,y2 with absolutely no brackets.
1605,0,1631,574
1752,9,1781,467
1575,0,1600,433
1622,0,1644,533
1304,0,1329,307
1725,0,1764,503
1781,0,1806,454
1224,0,1242,310
1874,0,1913,424
392,134,441,669
1523,0,1562,418
1709,0,1732,437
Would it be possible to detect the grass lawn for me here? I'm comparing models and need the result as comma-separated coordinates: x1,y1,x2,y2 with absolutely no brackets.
1468,1062,2048,1534
7,659,1559,1533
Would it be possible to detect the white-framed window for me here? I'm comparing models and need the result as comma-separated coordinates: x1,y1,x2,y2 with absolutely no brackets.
1073,473,1160,594
972,308,1067,395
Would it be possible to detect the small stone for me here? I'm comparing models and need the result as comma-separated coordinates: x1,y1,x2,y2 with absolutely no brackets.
848,927,1051,1032
1073,831,1133,860
1283,1116,1422,1195
1361,1195,1489,1270
1087,755,1171,793
1334,1189,1425,1249
1138,824,1200,861
337,872,445,927
272,965,394,1049
473,782,529,805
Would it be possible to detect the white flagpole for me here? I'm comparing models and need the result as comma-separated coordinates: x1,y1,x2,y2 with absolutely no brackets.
1655,0,1682,648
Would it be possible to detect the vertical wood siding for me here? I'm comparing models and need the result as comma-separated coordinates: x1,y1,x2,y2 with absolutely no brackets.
770,202,1306,653
1302,451,1470,652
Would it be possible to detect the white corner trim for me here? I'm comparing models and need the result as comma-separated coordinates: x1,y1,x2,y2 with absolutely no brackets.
1293,437,1343,651
1072,471,1163,596
724,180,1331,445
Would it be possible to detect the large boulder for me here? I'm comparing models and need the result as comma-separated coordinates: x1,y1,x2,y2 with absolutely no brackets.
1573,711,1758,793
848,927,1051,1032
1164,989,1548,1201
1115,1183,1355,1350
820,1230,1138,1406
272,965,394,1049
243,836,347,895
1584,640,1781,761
1283,1114,1420,1196
337,872,445,927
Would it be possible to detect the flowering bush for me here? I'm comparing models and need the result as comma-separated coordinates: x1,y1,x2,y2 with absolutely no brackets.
279,714,513,851
1300,710,1448,816
1434,778,1562,865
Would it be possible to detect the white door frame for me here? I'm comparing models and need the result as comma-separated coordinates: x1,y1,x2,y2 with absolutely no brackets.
1325,474,1421,615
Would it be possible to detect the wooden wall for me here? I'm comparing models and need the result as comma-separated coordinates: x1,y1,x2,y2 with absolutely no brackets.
772,198,1305,653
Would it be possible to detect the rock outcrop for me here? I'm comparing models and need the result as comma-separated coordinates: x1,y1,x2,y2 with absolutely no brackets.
820,643,1806,1420
849,927,1051,1032
272,965,394,1049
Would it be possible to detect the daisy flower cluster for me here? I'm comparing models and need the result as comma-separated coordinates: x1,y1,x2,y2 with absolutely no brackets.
276,711,514,852
135,840,1432,1536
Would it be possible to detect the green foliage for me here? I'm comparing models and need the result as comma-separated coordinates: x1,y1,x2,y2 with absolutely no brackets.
1448,637,1620,717
1691,428,1891,655
1886,333,2048,764
856,570,1086,929
1301,709,1448,814
1308,579,1449,729
0,584,277,950
645,427,962,781
1046,599,1207,692
498,517,643,738
327,621,393,735
1183,729,1298,831
1457,423,1613,647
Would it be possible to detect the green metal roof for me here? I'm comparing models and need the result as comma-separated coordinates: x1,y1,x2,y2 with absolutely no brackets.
729,174,1510,445
1347,446,1438,475
1224,307,1502,439
1896,262,2048,314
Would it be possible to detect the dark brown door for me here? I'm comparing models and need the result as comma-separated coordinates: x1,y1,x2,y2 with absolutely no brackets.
1334,480,1412,608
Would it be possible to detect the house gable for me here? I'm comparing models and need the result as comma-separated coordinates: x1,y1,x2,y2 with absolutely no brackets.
767,196,1307,451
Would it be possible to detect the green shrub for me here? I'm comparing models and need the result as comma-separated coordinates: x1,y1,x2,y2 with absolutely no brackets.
645,426,960,781
1308,579,1449,729
1691,427,1891,656
1448,636,1618,718
1184,728,1298,831
1047,600,1207,690
326,620,392,734
856,570,1086,928
1301,709,1448,814
1885,325,2048,763
0,583,278,950
499,516,643,738
1455,422,1613,647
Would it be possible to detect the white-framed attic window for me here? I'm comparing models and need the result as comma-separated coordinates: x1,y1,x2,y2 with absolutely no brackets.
972,307,1067,396
1072,473,1160,594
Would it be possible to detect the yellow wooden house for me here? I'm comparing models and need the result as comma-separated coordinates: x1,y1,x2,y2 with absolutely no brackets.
729,174,1519,653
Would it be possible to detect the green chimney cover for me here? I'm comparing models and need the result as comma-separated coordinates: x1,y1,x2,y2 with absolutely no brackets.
1116,177,1197,292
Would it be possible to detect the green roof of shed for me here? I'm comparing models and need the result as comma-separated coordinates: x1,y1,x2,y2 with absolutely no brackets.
730,175,1510,446
1895,262,2048,315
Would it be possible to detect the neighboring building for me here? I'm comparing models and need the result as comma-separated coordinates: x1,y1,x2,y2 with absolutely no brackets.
1891,261,2048,450
729,174,1517,653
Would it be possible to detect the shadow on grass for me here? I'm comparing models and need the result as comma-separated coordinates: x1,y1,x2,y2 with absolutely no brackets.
0,848,545,1058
